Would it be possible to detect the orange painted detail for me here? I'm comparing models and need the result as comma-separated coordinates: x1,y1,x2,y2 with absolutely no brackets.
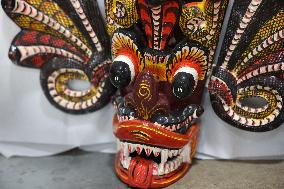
113,118,199,149
115,153,191,188
172,61,202,80
116,49,139,77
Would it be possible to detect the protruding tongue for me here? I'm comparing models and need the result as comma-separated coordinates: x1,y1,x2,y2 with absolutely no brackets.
128,156,154,188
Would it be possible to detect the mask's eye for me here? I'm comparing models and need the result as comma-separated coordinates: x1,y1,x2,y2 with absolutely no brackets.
172,67,199,99
110,55,137,88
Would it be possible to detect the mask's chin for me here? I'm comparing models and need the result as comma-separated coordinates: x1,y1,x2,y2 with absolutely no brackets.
113,116,199,188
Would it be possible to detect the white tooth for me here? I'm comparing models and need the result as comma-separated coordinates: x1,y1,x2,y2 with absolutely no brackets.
172,161,176,171
153,147,161,157
178,156,183,164
176,158,181,168
164,163,170,174
169,162,174,172
173,150,178,156
145,147,152,156
132,144,136,152
186,118,189,124
120,142,124,151
161,149,169,163
122,142,126,151
176,158,181,167
123,143,129,157
150,146,155,153
123,160,127,169
174,160,178,170
182,142,191,163
121,159,124,168
158,163,165,175
177,124,181,129
136,144,143,155
128,144,135,153
168,150,173,158
193,110,198,118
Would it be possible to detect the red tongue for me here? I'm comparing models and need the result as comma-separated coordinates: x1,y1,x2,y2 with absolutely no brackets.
128,156,154,188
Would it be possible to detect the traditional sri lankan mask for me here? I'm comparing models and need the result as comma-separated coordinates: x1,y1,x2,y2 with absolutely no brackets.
208,0,284,132
1,0,116,114
106,0,228,187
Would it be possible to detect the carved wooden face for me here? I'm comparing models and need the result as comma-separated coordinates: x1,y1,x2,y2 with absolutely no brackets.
106,0,228,188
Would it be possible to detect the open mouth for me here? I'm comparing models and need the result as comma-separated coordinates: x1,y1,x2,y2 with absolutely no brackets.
115,138,193,188
113,114,200,188
113,91,202,188
118,140,191,176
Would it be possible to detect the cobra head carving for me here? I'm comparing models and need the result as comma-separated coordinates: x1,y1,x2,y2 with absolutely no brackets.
208,0,284,132
1,0,116,113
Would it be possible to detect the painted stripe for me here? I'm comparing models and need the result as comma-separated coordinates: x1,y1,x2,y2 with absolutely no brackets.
69,0,102,52
17,45,83,62
13,0,92,57
222,0,263,68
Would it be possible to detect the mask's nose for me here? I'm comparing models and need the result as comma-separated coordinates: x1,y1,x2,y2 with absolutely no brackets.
124,71,170,121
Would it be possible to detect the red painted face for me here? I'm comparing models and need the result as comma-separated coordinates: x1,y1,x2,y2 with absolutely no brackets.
113,118,199,188
108,1,206,188
111,68,204,189
112,71,202,188
106,0,228,187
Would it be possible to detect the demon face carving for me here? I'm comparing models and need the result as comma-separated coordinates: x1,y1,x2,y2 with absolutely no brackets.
106,0,228,187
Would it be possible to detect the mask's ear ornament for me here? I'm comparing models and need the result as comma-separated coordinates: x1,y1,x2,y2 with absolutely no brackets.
208,0,284,132
1,0,116,113
107,0,228,188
